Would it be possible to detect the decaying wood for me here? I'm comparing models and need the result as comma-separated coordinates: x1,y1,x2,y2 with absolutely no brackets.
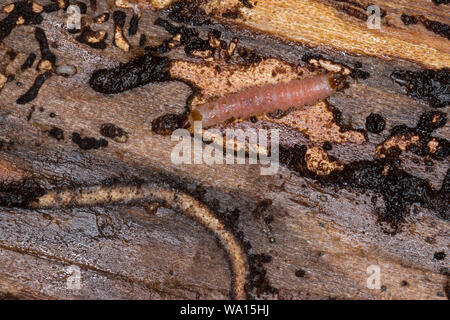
0,0,448,300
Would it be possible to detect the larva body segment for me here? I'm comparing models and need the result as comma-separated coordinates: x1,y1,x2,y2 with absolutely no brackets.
189,74,337,128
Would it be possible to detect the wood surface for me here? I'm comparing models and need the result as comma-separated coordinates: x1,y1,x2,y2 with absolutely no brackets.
0,0,448,300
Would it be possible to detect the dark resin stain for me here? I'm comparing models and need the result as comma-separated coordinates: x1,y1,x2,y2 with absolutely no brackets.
239,0,254,9
351,69,370,80
165,0,210,26
76,26,108,49
113,10,126,28
246,253,279,297
112,10,130,51
236,47,262,66
391,69,449,108
16,71,52,105
366,113,385,134
295,269,306,278
400,14,450,40
145,40,170,54
329,105,367,139
222,7,242,19
48,127,64,141
152,7,259,65
401,14,418,26
432,0,449,4
100,123,128,143
6,49,17,60
152,18,211,55
381,110,449,160
139,34,147,47
0,179,45,208
20,53,37,71
147,1,218,56
323,141,332,150
113,10,127,30
418,16,450,40
151,113,189,135
279,136,449,230
0,1,43,43
43,3,61,13
26,105,35,121
71,132,108,150
93,13,110,24
128,14,140,36
89,53,170,94
35,27,57,65
434,251,446,260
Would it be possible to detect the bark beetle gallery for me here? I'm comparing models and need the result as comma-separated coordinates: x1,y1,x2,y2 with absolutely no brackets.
0,0,448,300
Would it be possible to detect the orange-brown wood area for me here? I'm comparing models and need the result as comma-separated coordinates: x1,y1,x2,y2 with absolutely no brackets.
0,0,448,299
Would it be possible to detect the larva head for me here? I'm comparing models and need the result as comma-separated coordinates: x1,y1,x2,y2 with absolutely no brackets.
186,108,204,131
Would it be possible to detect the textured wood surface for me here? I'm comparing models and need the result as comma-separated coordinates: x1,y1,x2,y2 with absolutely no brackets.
0,0,448,300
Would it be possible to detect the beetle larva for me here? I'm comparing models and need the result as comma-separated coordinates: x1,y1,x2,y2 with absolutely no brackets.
187,73,345,128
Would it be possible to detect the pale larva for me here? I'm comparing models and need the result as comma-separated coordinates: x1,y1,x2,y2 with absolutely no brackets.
187,73,344,128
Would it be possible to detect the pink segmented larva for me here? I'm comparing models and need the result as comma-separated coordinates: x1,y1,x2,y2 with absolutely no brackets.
188,74,340,128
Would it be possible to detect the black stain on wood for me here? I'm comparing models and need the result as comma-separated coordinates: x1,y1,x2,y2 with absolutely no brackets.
366,113,385,134
20,53,37,71
401,14,450,40
432,0,449,5
0,1,43,43
89,53,170,94
71,132,108,150
279,110,450,231
100,123,128,143
35,27,57,65
401,14,418,26
153,18,211,55
391,69,449,108
16,71,52,105
151,113,189,135
128,14,140,36
48,127,64,141
75,26,108,49
0,179,45,208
